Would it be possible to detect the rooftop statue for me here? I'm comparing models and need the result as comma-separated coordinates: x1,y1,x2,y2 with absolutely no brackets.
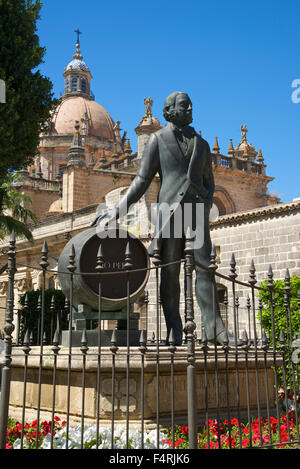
144,97,154,118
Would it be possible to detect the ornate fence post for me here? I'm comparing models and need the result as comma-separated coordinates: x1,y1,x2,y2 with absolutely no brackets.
184,232,197,449
0,231,16,449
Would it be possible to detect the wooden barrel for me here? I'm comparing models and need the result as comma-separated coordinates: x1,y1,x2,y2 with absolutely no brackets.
58,227,150,311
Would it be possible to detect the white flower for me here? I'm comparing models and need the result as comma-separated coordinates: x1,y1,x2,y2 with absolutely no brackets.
11,422,168,450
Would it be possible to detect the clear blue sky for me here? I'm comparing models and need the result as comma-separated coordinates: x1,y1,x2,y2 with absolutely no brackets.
37,0,300,203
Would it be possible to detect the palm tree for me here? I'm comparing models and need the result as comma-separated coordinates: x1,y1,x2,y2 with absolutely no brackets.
0,172,38,242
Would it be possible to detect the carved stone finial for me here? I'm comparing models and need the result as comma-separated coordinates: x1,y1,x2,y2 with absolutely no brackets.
212,136,220,154
228,138,234,155
241,124,248,142
144,97,153,118
125,138,132,154
256,148,264,163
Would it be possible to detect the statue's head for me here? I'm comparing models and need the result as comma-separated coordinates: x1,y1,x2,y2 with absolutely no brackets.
163,92,193,126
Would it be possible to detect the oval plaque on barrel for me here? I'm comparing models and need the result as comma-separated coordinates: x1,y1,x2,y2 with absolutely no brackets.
58,227,150,312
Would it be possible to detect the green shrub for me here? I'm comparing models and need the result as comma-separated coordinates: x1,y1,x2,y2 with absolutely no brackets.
18,289,67,345
258,275,300,388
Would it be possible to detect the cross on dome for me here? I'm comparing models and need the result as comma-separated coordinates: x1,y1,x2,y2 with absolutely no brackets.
74,28,82,46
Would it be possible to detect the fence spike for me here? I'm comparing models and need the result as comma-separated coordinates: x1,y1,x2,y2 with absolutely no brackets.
96,242,104,273
229,253,237,279
111,329,117,346
81,329,88,346
22,330,31,354
110,329,118,354
40,241,49,270
139,330,147,347
268,265,273,281
10,230,15,243
23,329,30,346
42,240,48,254
52,329,60,346
224,289,228,306
37,294,42,307
139,330,147,355
249,259,257,285
279,330,286,353
242,329,248,345
209,245,217,272
68,245,76,273
222,328,229,352
285,268,290,282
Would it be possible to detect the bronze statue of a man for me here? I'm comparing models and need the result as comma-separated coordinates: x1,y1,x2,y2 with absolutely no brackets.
92,92,237,346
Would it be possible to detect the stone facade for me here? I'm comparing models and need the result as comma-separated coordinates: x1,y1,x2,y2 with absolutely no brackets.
0,39,294,340
1,199,299,340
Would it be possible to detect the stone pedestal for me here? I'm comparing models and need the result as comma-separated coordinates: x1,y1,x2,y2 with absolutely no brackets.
8,346,278,427
61,330,144,347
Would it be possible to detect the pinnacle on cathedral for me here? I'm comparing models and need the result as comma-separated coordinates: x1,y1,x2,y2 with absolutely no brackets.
67,121,86,167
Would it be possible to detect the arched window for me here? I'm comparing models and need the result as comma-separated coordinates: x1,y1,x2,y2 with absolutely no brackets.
81,79,87,93
66,78,71,93
72,78,78,92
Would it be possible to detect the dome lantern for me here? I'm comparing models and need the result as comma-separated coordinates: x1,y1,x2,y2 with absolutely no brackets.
63,30,92,99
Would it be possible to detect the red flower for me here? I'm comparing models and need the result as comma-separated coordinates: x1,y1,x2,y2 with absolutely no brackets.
205,441,214,449
162,439,172,447
242,438,249,448
180,425,188,435
175,438,184,448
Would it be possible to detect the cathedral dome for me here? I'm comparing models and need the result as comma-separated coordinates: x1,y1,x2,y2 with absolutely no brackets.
52,96,115,139
66,58,90,72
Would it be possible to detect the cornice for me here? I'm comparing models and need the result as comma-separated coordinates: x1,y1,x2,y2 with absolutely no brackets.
210,200,300,228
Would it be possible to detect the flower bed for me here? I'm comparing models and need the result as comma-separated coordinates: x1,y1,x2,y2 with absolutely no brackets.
6,413,300,449
8,418,169,450
164,412,300,449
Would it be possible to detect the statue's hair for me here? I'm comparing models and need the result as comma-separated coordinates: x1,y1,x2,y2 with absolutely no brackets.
163,91,189,122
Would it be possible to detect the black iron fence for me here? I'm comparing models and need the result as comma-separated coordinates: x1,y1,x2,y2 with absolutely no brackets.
0,231,299,450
